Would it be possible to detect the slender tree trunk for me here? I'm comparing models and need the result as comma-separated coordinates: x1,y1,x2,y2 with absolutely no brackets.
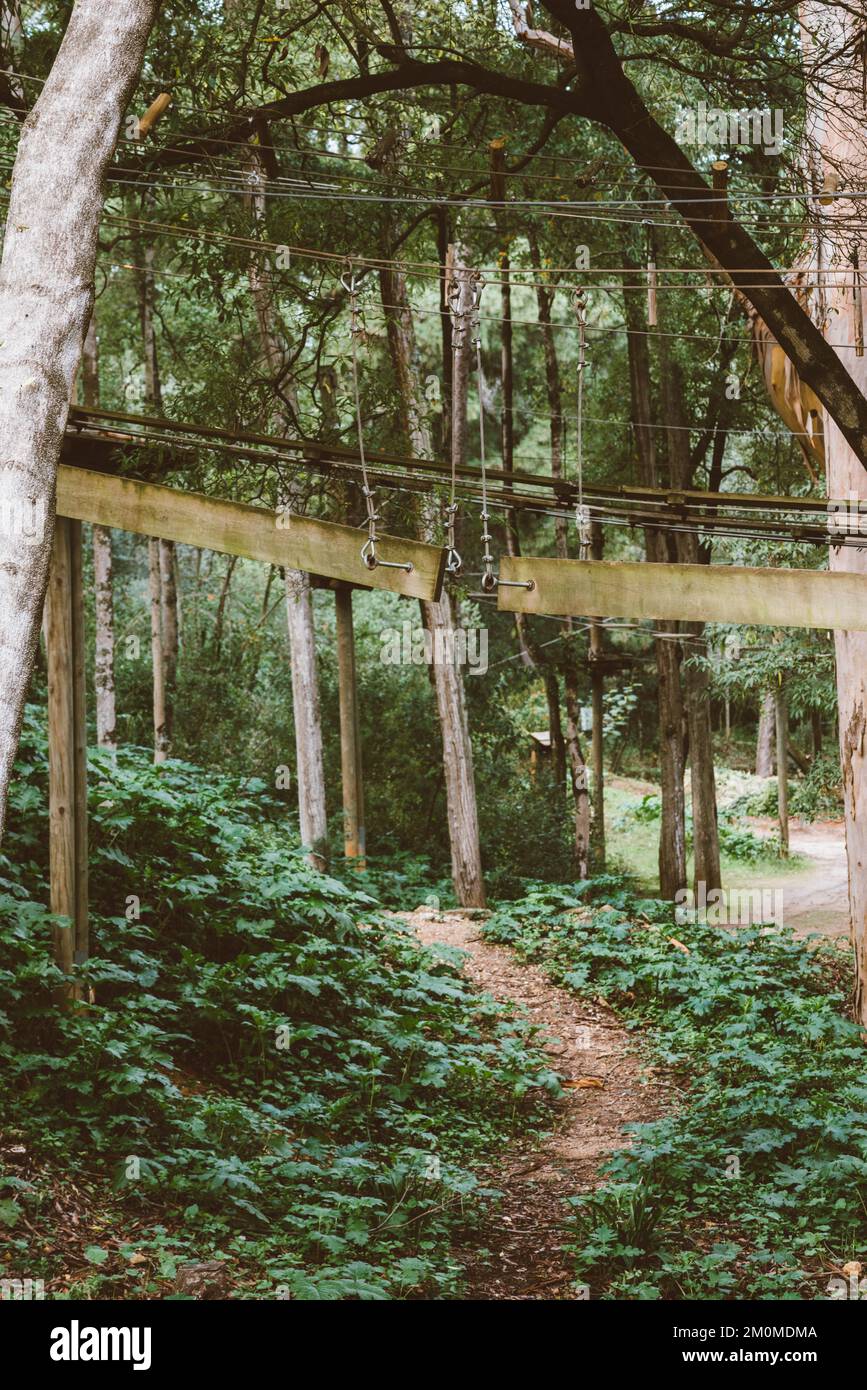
811,707,823,758
661,356,721,894
212,554,236,661
92,524,116,750
622,251,687,896
0,0,158,836
246,148,327,867
159,537,178,744
135,209,179,757
776,682,790,858
800,3,867,1017
80,312,117,751
379,249,486,906
563,659,591,876
284,567,328,868
528,231,590,865
149,538,168,763
756,692,776,776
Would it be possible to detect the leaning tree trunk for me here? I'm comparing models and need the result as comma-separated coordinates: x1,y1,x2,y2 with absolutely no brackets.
379,249,486,907
246,148,328,868
81,314,117,750
0,0,157,836
801,2,867,1020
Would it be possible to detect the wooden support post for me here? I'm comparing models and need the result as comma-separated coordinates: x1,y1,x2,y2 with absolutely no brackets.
70,520,89,962
335,584,365,867
46,516,88,993
775,683,789,858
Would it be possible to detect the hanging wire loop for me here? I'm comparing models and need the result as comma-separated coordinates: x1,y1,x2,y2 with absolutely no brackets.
342,259,413,574
470,273,533,593
573,286,592,558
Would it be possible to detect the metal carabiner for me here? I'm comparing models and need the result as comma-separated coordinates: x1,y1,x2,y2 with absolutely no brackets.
360,535,413,575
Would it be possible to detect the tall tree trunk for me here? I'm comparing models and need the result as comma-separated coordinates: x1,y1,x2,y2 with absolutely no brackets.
81,312,116,751
801,3,867,1018
756,692,776,776
135,210,178,757
0,0,157,836
661,356,721,895
284,568,328,868
212,554,236,661
776,681,790,857
379,249,486,906
246,148,327,868
159,537,178,745
148,538,168,763
622,251,687,896
92,524,116,750
528,231,590,868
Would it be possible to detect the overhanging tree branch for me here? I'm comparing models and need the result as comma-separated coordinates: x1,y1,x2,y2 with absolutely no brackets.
122,6,867,466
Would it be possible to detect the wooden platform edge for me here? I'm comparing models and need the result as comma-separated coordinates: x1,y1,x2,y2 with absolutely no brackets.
496,556,867,632
57,465,445,602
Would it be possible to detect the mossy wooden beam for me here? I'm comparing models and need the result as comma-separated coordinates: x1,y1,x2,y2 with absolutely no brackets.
497,556,867,631
57,465,445,601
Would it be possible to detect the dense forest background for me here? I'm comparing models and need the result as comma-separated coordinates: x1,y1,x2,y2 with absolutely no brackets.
0,0,865,1307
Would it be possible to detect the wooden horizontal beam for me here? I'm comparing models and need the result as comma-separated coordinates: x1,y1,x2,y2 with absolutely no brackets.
57,465,445,602
497,556,867,631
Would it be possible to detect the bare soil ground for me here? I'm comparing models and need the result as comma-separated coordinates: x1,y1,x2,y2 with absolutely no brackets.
401,908,672,1300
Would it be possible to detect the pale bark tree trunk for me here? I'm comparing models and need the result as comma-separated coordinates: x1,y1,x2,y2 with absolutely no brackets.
283,568,327,867
801,2,867,1019
756,692,776,776
379,250,486,906
81,313,116,750
246,149,327,868
0,0,157,836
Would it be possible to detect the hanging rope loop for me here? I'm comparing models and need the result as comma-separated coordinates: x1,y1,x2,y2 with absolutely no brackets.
341,258,413,575
444,269,462,576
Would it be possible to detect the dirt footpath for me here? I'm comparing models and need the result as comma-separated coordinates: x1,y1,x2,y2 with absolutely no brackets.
402,909,671,1300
